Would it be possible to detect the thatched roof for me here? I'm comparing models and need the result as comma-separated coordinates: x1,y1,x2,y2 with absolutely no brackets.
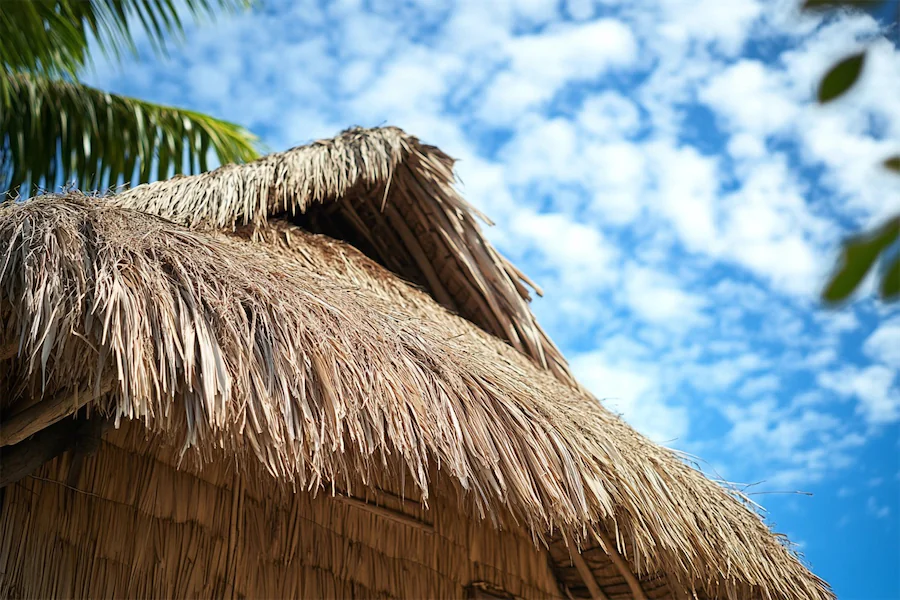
0,127,831,600
111,126,572,385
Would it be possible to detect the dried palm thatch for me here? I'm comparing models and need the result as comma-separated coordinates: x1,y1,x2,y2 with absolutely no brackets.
110,126,572,385
0,127,832,600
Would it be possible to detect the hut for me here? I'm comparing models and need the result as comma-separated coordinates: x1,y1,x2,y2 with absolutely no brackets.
0,127,831,599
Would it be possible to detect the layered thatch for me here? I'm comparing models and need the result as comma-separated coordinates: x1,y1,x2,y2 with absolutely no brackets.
1,417,568,599
0,127,832,600
109,127,572,385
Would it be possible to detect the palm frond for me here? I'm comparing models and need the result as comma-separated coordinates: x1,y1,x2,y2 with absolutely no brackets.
0,1,89,79
1,72,259,195
0,0,252,78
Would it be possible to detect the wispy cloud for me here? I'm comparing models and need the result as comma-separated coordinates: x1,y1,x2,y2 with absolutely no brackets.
570,350,688,443
864,316,900,369
818,365,900,426
868,496,892,519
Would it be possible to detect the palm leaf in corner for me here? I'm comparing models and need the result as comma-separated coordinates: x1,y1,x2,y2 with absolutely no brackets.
0,0,258,196
1,0,252,77
1,73,258,195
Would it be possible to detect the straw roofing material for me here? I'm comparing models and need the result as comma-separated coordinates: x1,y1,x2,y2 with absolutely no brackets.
0,193,831,600
2,420,567,599
109,126,573,385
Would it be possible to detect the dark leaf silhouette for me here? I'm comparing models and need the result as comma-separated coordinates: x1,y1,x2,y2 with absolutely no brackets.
880,257,900,300
817,52,866,103
823,217,900,304
802,0,858,10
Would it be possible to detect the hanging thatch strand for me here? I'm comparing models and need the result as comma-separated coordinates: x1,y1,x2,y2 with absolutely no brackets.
0,193,832,600
109,127,573,385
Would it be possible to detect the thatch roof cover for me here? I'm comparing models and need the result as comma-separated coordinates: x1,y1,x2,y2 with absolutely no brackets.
0,128,831,600
111,126,573,385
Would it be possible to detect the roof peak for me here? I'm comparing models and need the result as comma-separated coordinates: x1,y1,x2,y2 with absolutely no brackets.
111,126,574,384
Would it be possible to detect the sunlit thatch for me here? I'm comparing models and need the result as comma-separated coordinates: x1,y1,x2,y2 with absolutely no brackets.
111,126,572,385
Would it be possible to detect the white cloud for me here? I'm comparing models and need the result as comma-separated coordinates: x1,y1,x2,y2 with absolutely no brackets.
685,353,769,393
502,117,582,184
721,397,866,487
508,210,619,294
584,140,647,224
578,91,642,138
571,351,688,443
695,14,900,256
819,365,900,426
738,374,781,398
594,334,653,361
277,108,341,150
720,158,829,295
654,0,762,56
478,19,637,124
454,157,519,221
726,132,767,159
816,309,861,334
565,0,595,21
776,12,882,103
864,317,900,369
507,18,636,81
187,63,234,103
623,264,709,327
646,141,722,254
349,48,461,124
700,59,799,138
867,496,891,520
439,2,514,55
776,19,900,222
337,11,401,59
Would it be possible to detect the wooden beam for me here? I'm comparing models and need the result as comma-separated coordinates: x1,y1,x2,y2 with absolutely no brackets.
0,415,105,488
563,532,610,600
0,377,114,447
336,493,434,534
594,529,648,600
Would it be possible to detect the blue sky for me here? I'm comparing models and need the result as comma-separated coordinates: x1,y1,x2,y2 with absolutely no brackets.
84,1,900,597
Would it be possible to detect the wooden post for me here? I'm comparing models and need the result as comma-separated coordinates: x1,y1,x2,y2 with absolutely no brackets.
563,532,610,600
594,529,648,600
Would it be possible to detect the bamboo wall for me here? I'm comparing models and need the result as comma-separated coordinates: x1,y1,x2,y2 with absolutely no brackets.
0,421,564,599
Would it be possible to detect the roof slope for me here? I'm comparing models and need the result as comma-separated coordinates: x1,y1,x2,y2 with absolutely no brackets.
0,194,831,600
109,127,573,385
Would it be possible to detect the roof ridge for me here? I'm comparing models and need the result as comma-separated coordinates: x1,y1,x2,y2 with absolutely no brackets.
111,126,575,384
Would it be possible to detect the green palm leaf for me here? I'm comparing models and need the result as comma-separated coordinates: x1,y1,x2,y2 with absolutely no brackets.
1,73,258,195
0,0,252,77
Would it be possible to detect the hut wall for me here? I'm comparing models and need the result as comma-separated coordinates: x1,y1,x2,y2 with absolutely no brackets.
0,421,564,599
